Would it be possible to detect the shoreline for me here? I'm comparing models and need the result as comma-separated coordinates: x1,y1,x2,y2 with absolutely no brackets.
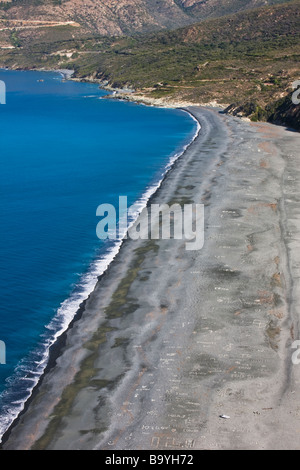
0,91,202,445
3,65,298,131
71,76,227,110
2,106,300,449
0,105,216,449
1,65,227,110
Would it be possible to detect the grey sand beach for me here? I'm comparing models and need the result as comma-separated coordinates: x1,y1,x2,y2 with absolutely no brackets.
2,107,300,450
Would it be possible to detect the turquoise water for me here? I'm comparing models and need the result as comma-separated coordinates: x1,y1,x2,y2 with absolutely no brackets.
0,69,197,437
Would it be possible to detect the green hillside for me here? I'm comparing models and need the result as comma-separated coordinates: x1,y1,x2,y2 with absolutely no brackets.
0,0,299,127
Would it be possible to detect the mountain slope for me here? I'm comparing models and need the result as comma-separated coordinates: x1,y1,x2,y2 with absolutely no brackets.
178,0,291,19
0,1,299,128
1,0,191,36
1,1,298,90
0,0,294,36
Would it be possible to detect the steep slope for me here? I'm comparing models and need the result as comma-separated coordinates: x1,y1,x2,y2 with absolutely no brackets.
225,92,300,130
267,92,300,129
0,0,294,36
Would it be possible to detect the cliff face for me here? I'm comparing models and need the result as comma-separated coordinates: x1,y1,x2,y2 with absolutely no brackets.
267,94,300,130
225,94,300,132
2,0,293,35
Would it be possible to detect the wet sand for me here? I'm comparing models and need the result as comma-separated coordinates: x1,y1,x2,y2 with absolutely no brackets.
2,107,300,450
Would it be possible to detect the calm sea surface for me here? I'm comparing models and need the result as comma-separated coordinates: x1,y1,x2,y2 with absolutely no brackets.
0,69,197,438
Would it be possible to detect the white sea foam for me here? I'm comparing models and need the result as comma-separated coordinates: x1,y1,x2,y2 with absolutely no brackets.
0,109,201,443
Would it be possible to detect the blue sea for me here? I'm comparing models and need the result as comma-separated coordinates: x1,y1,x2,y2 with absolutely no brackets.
0,69,198,439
